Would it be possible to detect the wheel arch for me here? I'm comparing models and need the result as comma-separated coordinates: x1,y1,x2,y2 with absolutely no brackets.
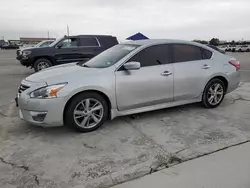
205,75,229,92
33,56,55,66
63,89,113,123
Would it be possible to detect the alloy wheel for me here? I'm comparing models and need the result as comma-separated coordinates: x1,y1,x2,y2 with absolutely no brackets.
73,98,104,129
207,83,224,105
37,62,50,71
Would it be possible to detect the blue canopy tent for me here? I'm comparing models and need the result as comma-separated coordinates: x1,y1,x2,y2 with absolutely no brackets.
126,32,149,40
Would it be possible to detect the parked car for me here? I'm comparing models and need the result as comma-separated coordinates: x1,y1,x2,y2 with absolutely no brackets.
207,44,226,54
217,45,228,52
235,45,250,52
1,43,19,50
17,40,55,60
16,39,240,132
227,45,236,52
17,35,118,72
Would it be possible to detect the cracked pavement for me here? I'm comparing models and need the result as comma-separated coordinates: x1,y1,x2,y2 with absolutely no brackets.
0,51,250,188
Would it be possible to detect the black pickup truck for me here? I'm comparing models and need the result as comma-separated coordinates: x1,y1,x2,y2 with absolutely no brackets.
17,35,119,72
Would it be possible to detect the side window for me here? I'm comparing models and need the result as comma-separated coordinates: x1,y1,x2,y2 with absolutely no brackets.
128,45,171,67
173,44,203,63
202,49,212,59
58,38,78,48
80,38,99,47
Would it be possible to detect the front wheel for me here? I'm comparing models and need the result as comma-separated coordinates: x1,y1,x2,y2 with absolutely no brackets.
65,92,109,132
202,79,226,108
34,58,52,72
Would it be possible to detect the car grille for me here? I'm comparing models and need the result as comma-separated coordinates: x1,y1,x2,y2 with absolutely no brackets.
18,84,30,94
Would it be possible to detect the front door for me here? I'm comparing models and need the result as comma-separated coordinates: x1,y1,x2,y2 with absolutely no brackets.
115,44,174,111
54,37,81,64
172,44,214,101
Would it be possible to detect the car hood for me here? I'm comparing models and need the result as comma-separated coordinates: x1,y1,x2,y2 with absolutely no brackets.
19,47,35,51
25,63,102,85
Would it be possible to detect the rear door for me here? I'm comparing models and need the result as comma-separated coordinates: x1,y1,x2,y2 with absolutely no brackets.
54,37,81,64
172,44,214,101
115,44,174,111
78,37,103,62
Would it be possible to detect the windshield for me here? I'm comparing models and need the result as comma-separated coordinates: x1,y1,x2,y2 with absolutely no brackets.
49,37,63,47
34,40,53,48
34,41,46,47
83,44,139,68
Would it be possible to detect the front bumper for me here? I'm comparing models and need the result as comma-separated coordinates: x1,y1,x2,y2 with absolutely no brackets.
17,56,34,66
18,93,67,127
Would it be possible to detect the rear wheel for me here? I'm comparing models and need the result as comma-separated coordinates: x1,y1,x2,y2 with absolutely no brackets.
65,92,108,132
34,58,52,72
202,79,226,108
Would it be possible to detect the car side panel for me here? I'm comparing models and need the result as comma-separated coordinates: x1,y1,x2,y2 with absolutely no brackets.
173,59,215,101
115,64,174,111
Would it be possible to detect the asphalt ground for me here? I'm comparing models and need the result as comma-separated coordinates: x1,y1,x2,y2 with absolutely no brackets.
0,50,250,188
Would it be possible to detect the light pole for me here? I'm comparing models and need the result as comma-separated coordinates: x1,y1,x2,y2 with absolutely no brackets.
67,25,69,36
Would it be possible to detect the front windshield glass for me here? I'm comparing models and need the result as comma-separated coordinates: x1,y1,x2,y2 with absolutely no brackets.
84,44,139,68
34,41,45,47
49,37,63,47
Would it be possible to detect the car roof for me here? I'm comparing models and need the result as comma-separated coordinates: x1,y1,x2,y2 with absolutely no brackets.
70,35,115,38
124,39,205,47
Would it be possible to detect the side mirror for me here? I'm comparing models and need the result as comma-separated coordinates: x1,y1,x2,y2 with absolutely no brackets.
123,61,141,70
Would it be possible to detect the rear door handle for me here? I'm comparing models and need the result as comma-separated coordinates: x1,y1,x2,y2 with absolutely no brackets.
161,71,172,76
201,64,210,69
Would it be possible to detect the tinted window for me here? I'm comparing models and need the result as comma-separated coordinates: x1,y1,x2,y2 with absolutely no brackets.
173,44,202,63
80,38,99,47
202,49,212,59
129,45,171,67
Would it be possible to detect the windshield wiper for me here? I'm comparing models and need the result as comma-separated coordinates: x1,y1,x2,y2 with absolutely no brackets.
82,64,90,68
76,62,90,68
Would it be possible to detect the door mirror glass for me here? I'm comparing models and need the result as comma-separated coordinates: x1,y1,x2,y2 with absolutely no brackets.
123,61,141,70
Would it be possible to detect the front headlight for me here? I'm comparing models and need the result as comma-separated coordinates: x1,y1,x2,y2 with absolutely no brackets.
23,50,31,56
30,83,67,99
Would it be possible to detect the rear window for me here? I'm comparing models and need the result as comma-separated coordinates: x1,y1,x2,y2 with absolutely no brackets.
173,44,203,63
202,49,213,59
80,38,99,47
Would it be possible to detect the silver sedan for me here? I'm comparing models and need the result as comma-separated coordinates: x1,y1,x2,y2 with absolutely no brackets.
17,39,240,132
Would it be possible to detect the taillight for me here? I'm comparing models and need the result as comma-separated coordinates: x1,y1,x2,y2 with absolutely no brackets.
229,60,240,71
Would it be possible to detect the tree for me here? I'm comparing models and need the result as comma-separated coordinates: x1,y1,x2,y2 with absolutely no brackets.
209,38,220,46
193,40,208,44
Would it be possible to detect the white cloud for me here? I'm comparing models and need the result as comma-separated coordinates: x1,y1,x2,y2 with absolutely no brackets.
0,0,250,41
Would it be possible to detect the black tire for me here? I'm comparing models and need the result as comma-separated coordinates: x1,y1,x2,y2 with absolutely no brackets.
34,58,52,72
202,79,226,108
64,92,109,132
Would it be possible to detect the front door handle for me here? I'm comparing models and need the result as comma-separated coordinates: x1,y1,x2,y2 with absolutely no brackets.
161,71,172,76
202,64,210,69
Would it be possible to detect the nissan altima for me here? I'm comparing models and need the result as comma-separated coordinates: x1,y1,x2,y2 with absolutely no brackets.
16,39,240,132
